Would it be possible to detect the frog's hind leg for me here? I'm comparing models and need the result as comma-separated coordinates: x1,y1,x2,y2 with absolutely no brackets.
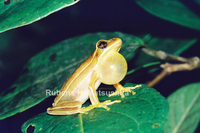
47,101,88,115
109,83,141,98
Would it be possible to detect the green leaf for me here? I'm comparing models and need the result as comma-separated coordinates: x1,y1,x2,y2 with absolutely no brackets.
165,82,200,133
127,61,161,75
0,0,79,33
0,32,144,120
21,83,169,133
136,0,200,30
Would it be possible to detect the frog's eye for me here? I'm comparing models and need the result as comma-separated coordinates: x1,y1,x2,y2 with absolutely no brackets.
97,41,107,49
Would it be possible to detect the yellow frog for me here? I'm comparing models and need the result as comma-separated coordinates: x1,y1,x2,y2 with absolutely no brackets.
47,38,140,115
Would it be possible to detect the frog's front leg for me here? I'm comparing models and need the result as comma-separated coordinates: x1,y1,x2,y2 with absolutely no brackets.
84,71,121,111
109,83,142,98
47,72,121,115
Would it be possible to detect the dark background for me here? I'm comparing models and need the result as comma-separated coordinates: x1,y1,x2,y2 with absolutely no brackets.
0,0,199,132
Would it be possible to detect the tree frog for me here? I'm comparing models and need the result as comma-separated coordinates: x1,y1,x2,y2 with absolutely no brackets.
47,38,140,115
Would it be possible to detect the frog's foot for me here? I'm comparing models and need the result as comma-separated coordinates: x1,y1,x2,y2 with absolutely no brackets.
109,84,142,98
81,100,121,113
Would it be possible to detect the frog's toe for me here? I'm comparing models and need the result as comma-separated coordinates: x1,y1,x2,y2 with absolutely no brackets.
122,87,136,94
109,90,124,98
110,84,142,98
97,100,121,110
131,84,142,90
83,100,121,112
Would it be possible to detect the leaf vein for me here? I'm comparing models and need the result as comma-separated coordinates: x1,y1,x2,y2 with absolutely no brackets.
172,90,200,133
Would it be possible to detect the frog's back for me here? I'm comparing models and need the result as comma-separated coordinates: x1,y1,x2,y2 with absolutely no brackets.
53,50,98,105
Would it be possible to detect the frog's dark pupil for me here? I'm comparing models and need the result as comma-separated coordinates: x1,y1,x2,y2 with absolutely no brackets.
98,41,107,49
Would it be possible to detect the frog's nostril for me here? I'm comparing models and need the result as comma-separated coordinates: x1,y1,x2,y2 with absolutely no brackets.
111,38,117,41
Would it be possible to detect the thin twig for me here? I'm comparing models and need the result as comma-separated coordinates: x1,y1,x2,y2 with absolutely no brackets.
141,47,200,87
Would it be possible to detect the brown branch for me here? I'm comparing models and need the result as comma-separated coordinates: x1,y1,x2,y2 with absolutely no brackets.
147,69,167,87
142,47,189,62
142,47,200,87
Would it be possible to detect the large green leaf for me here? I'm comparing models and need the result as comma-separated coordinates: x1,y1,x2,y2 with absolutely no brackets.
0,32,144,120
165,82,200,133
0,0,79,33
22,83,169,133
136,0,200,30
